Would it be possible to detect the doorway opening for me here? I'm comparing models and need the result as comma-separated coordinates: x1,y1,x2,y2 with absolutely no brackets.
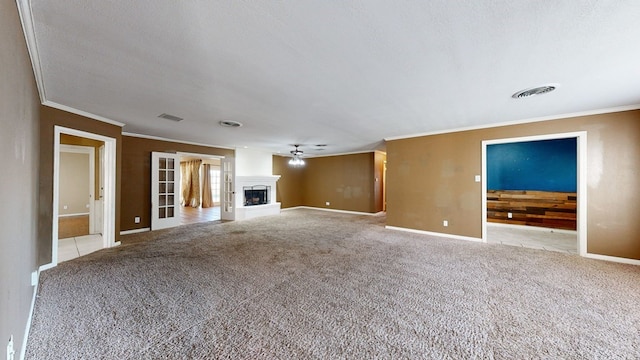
177,153,223,225
481,131,587,256
47,126,118,269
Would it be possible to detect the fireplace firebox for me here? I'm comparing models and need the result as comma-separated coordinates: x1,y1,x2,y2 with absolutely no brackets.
244,185,270,206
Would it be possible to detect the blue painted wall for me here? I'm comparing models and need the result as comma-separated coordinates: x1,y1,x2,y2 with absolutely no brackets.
487,138,576,192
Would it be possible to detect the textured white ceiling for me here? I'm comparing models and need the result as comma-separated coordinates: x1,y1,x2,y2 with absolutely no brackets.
27,1,640,155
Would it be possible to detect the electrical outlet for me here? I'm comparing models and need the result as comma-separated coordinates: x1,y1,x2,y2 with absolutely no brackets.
474,175,481,182
325,202,330,206
507,212,513,219
63,205,68,210
134,216,141,224
443,220,448,227
7,335,15,360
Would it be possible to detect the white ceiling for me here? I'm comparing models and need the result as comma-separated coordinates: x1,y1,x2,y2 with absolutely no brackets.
24,1,640,156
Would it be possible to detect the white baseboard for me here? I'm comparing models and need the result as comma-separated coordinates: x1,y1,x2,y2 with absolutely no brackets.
283,206,383,216
385,225,483,243
585,253,640,266
487,222,577,235
120,228,150,235
58,212,90,218
21,269,40,360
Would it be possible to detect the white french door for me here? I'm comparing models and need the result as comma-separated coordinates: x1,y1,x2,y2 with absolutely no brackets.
151,152,181,230
221,157,235,221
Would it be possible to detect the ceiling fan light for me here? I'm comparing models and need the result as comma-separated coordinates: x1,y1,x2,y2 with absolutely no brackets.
288,145,305,167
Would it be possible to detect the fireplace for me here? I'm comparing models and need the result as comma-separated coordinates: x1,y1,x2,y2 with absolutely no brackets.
244,185,270,206
234,175,280,220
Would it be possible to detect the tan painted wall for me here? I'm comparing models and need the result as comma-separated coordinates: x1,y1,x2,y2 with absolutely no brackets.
121,136,233,231
40,106,123,265
61,133,104,195
387,110,640,260
274,152,383,213
303,153,376,213
273,155,304,208
59,152,91,214
0,0,41,352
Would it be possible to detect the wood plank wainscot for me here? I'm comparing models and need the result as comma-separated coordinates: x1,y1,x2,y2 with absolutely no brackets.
487,190,576,230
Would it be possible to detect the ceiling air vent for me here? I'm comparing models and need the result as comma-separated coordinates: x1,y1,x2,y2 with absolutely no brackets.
512,84,558,99
219,120,243,128
158,113,184,122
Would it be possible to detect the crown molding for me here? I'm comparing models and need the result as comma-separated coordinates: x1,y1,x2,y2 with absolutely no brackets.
384,104,640,141
16,0,45,102
44,101,125,127
122,132,235,150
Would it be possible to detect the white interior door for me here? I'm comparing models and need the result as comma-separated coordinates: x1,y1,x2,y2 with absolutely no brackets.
151,152,181,230
221,157,235,221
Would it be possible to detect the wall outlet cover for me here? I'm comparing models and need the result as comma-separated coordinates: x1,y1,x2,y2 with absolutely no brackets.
475,175,481,182
134,216,141,223
325,202,330,206
443,220,448,227
508,212,513,219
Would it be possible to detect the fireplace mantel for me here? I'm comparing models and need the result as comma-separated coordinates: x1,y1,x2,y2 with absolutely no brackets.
234,175,281,220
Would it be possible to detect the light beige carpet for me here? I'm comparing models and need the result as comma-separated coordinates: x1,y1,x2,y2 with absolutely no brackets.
26,209,640,359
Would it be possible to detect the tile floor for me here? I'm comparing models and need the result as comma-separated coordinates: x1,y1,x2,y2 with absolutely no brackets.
58,234,103,263
487,223,577,254
180,206,221,225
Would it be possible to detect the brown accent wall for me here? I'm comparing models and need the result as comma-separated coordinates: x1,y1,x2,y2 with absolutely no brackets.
274,152,383,213
273,155,304,208
387,110,640,260
303,153,377,213
39,106,123,265
1,0,41,352
121,136,233,231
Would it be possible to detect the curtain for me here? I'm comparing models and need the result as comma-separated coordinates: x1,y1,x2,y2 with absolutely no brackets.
180,160,202,207
201,164,214,208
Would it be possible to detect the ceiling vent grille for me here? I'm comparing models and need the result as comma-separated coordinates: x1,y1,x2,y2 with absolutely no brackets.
219,120,243,128
512,85,558,99
158,113,184,122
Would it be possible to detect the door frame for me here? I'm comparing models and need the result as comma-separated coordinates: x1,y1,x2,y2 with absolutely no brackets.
176,152,224,210
45,126,118,269
481,131,587,256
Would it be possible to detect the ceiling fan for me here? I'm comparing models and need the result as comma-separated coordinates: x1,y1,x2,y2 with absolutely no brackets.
289,144,305,167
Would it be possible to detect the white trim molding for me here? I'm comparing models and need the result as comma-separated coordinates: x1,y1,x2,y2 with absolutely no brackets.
487,222,577,235
481,131,587,257
584,253,640,266
20,268,40,360
50,126,118,269
120,228,151,235
58,212,90,218
45,101,125,127
285,206,384,216
16,0,45,102
123,132,234,150
384,104,640,142
385,225,483,242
